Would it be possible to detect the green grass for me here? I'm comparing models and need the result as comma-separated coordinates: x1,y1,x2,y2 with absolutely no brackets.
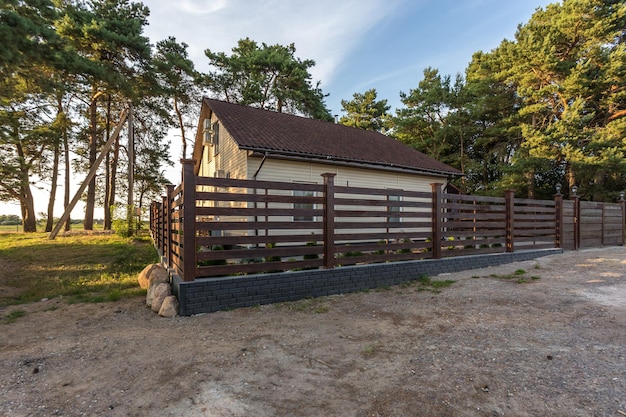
488,269,542,284
0,231,158,307
4,309,26,324
400,275,456,293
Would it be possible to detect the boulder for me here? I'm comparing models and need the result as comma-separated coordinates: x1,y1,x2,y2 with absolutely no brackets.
137,264,168,290
146,278,168,307
158,296,179,317
151,283,171,313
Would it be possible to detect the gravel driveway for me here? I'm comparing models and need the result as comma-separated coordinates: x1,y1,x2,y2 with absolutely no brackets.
1,246,625,416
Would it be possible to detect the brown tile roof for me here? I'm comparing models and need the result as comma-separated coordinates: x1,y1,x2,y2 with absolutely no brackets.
204,98,461,176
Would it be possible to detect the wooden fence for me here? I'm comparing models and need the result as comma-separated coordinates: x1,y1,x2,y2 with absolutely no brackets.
149,160,625,282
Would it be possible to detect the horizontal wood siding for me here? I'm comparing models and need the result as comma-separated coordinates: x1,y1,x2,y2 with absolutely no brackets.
247,157,438,191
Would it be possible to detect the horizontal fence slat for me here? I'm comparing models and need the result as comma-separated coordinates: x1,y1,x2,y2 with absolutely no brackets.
443,220,506,229
334,185,431,199
334,231,432,241
195,258,325,277
334,198,431,208
443,212,506,220
335,221,432,229
196,234,323,246
441,202,506,212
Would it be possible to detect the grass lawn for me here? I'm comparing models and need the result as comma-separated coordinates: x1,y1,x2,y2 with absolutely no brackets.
0,230,159,307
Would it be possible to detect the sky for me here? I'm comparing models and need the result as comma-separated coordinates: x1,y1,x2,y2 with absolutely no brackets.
1,0,556,219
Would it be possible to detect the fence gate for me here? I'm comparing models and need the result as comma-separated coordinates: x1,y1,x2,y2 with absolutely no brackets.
561,199,625,249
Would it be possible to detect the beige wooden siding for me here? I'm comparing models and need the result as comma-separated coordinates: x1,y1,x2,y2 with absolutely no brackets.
247,157,441,190
196,115,250,241
197,113,248,180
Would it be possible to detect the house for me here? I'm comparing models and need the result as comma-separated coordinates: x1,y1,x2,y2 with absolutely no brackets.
191,98,461,188
190,98,462,246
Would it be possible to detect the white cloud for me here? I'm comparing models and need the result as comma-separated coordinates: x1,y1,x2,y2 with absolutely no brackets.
175,0,228,14
143,0,404,85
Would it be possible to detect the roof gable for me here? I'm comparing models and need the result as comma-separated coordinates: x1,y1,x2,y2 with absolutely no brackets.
201,98,461,176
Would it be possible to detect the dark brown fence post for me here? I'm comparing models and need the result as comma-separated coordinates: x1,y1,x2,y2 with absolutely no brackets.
617,191,626,245
181,160,197,281
165,185,174,269
571,189,580,250
431,183,443,259
554,191,563,248
322,173,336,269
505,190,515,252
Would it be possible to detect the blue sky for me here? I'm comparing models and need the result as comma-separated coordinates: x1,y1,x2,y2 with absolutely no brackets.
142,0,555,115
1,0,555,218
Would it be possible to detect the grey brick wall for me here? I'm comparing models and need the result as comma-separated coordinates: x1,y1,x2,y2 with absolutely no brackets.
171,248,563,316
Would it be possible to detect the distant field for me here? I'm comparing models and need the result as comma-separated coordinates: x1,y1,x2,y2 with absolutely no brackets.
0,230,158,307
0,223,99,233
0,222,149,233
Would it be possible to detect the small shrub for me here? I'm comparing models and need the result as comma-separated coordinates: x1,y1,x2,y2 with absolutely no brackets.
112,205,138,238
398,238,412,254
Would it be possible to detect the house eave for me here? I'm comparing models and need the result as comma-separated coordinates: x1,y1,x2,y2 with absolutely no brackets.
245,148,461,178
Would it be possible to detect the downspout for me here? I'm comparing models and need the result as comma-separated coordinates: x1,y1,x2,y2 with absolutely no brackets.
253,153,269,245
253,152,269,180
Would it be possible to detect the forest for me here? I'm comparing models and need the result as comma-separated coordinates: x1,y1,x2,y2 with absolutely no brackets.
1,0,625,232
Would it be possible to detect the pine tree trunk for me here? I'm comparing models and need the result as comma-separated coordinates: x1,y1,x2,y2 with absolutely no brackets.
174,96,186,159
21,192,37,233
15,141,37,232
45,139,60,232
84,88,99,230
104,98,112,230
63,119,71,232
46,100,65,232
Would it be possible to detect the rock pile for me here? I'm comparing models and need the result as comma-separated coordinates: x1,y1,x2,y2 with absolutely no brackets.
138,264,179,317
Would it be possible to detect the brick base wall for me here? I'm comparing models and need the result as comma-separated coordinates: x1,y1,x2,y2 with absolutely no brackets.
171,249,563,316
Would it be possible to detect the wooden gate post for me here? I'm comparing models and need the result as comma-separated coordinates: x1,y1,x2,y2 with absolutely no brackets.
571,189,580,250
617,191,626,245
322,173,336,269
554,191,563,248
430,183,443,259
505,190,515,252
181,160,197,281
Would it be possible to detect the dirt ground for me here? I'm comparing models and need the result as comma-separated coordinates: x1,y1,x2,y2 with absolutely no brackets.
1,247,625,417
